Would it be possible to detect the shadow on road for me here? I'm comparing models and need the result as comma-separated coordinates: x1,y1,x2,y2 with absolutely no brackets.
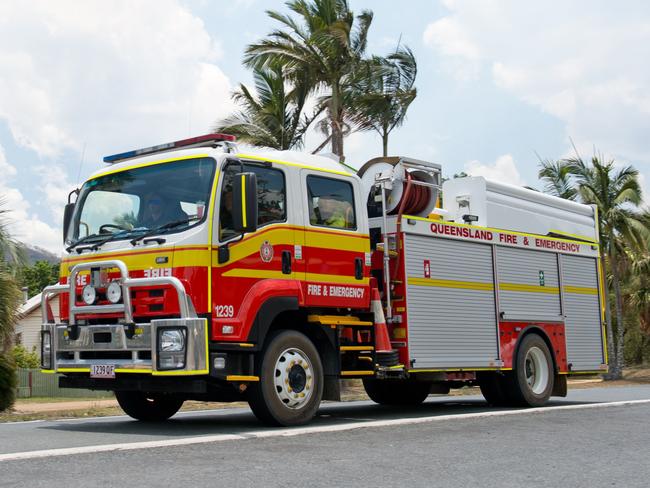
36,396,598,438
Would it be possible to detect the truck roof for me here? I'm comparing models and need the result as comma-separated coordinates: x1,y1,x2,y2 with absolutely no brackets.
88,147,356,181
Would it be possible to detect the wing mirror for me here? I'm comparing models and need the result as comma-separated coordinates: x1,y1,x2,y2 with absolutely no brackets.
232,172,258,234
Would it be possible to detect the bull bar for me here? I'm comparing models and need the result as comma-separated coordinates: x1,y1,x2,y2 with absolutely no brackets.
40,259,208,375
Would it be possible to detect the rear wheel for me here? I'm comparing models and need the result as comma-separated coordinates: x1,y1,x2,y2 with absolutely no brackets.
115,391,184,421
505,333,554,407
363,379,431,406
248,330,324,426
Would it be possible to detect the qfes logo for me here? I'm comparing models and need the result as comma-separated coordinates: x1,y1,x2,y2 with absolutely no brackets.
260,240,274,263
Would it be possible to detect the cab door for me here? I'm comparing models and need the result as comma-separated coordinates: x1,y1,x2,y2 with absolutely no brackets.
211,159,296,340
300,169,370,309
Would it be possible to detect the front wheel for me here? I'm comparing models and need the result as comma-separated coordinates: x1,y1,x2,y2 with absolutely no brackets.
505,333,555,407
247,330,324,426
115,391,184,421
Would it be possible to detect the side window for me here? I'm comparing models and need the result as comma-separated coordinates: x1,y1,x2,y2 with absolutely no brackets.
307,175,356,230
219,162,286,240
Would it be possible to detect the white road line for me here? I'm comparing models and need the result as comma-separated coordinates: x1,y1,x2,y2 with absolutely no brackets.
1,399,649,462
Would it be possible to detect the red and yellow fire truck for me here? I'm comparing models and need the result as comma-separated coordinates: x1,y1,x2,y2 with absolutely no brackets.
40,133,607,425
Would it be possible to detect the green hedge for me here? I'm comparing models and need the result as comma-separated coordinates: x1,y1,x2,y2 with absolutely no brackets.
0,354,17,412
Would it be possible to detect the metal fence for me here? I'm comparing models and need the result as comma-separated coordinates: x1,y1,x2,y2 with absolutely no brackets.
16,369,111,399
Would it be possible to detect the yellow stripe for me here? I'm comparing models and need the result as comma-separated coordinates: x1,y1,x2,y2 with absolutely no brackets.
114,368,152,373
340,346,375,351
91,154,210,180
207,170,220,308
564,285,599,295
222,268,296,279
239,343,255,348
404,214,599,248
223,268,368,285
408,367,512,373
63,247,211,275
240,174,247,228
408,277,494,291
499,283,559,294
238,153,353,177
226,375,259,382
340,370,375,376
40,369,56,374
58,368,91,373
152,369,209,376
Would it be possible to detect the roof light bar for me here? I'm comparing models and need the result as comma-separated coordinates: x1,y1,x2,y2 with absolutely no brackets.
103,133,237,164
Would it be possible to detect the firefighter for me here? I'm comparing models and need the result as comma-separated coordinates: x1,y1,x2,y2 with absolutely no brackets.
317,194,348,227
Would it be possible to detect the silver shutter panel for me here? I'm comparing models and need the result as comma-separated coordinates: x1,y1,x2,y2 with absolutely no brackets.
562,254,604,370
404,234,499,368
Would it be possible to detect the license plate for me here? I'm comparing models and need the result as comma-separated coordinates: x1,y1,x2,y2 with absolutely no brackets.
90,364,115,378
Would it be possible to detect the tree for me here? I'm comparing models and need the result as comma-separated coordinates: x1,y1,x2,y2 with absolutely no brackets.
16,261,60,298
244,0,374,161
563,154,648,378
347,46,417,157
214,64,319,150
0,202,22,355
538,158,578,201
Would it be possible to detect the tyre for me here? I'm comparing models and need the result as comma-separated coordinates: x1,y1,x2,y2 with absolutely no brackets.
362,379,431,406
247,330,324,426
115,391,184,421
505,333,555,407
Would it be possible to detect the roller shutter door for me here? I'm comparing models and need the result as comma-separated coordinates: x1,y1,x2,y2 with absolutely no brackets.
562,255,604,370
404,234,499,368
496,246,561,321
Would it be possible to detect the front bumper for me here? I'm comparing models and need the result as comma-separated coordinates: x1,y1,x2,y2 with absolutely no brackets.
41,258,208,376
42,318,208,375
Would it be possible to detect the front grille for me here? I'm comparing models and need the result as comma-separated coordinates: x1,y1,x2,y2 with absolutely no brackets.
80,351,133,360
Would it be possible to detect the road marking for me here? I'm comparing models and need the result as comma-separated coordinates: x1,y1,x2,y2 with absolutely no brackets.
1,399,649,462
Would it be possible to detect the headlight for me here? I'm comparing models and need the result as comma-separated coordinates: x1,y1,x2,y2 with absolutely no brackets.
106,281,122,304
157,328,187,370
41,331,52,369
160,329,185,352
82,285,96,305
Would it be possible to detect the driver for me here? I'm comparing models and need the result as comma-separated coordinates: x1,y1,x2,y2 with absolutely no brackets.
140,192,187,229
317,194,348,228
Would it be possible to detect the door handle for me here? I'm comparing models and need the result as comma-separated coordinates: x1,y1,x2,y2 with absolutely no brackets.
282,250,292,275
355,257,363,280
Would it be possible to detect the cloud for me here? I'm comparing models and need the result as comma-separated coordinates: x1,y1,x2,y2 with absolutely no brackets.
0,145,61,254
464,154,526,186
423,0,650,161
0,0,233,161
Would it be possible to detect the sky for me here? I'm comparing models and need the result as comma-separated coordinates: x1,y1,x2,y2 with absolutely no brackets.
0,0,649,254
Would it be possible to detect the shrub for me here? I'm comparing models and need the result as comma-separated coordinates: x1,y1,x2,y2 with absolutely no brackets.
0,354,17,412
12,344,40,369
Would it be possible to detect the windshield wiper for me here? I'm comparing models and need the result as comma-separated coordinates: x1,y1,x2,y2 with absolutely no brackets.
66,233,105,252
129,217,200,246
67,231,131,253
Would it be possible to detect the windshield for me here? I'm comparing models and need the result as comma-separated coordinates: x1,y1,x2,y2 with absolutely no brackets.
67,157,216,244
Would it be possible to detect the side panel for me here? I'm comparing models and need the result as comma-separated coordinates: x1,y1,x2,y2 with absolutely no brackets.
404,234,499,368
496,246,561,320
561,254,605,370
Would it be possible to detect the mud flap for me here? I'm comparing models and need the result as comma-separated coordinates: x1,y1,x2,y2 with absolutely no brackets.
552,374,567,397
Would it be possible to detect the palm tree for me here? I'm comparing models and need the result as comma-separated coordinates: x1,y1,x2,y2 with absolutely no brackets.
538,158,577,201
214,65,319,150
347,46,417,157
565,154,648,378
244,0,374,161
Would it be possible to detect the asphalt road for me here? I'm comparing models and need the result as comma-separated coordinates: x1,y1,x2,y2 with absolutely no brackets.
1,385,649,487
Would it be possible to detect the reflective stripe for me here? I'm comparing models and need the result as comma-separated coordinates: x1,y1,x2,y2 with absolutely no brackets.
499,283,560,294
241,173,247,228
408,277,494,291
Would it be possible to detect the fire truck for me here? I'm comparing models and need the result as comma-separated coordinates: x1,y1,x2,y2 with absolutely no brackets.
40,133,606,426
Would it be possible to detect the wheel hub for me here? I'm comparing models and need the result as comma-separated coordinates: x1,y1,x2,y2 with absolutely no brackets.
524,346,549,395
273,347,314,409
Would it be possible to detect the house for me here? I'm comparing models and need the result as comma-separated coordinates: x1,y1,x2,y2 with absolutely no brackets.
15,293,59,354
